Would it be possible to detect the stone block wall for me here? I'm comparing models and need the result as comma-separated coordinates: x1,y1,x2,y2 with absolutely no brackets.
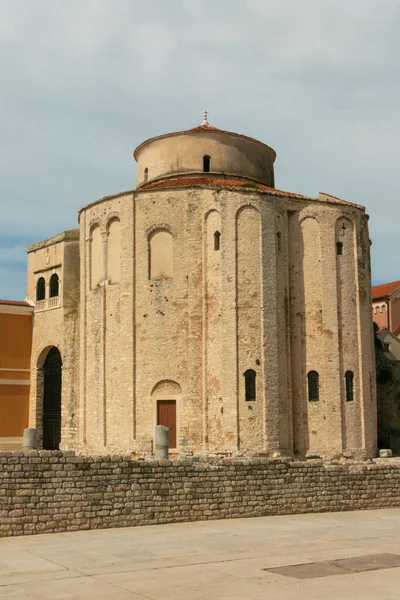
1,452,400,538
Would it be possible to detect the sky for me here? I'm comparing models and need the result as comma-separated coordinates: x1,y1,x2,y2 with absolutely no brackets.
0,0,399,300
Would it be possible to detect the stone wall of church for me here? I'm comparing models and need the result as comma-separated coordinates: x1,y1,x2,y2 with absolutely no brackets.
76,186,376,459
287,200,376,458
78,193,135,454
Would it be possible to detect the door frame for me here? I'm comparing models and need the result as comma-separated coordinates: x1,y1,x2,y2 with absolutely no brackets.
153,396,180,452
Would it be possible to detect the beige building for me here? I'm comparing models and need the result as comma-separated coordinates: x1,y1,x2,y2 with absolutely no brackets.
26,114,377,459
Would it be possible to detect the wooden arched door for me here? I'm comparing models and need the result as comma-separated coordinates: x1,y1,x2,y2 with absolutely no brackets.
43,347,62,449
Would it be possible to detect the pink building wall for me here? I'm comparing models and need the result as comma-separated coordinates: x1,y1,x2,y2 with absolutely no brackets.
372,301,389,330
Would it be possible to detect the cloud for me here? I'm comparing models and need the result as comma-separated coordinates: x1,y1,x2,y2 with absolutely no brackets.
0,0,399,297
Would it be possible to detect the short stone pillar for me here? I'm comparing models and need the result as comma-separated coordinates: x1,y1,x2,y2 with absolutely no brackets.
23,428,38,450
155,425,169,459
379,449,393,458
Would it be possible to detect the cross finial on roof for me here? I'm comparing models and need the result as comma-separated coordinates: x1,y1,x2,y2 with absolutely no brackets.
201,110,209,126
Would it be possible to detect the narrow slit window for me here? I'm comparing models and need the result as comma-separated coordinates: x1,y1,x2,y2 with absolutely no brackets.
336,242,343,255
244,369,256,401
277,232,282,252
307,370,319,401
144,167,148,183
214,231,221,251
203,155,210,172
49,273,59,298
345,371,354,401
36,277,46,301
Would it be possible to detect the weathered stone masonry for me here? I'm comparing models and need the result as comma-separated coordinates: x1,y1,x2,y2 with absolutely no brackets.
1,452,400,538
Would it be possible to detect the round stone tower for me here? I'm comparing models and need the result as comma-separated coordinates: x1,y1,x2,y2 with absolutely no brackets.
72,114,377,459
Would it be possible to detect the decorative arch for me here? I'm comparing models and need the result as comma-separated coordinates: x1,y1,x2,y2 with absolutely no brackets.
236,203,260,219
37,344,63,369
151,379,182,398
89,218,102,236
149,228,173,279
90,224,103,288
299,214,320,226
106,217,121,284
147,222,175,238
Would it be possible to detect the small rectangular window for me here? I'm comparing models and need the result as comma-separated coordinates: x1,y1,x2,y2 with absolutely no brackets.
307,371,319,401
345,370,354,402
244,369,256,401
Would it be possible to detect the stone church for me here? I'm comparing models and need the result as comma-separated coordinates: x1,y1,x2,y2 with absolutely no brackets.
26,114,377,459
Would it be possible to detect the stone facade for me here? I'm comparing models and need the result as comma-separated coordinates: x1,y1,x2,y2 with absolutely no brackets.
26,118,377,459
1,452,400,538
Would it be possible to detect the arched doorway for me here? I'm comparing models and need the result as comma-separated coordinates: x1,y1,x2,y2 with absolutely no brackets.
43,347,62,449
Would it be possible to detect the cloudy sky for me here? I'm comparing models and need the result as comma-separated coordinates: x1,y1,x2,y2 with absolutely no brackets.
0,0,399,299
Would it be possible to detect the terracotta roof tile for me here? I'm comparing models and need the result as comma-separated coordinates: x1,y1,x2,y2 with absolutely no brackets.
188,124,221,132
139,175,271,192
0,299,31,307
372,280,400,300
137,175,317,200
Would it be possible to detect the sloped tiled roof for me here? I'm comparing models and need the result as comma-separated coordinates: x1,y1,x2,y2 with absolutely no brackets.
372,280,400,300
0,299,30,307
138,175,273,192
137,175,361,207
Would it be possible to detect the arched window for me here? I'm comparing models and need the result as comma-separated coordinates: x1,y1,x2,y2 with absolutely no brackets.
244,369,256,401
307,370,319,401
149,229,173,279
336,241,343,256
144,167,148,183
214,231,221,251
345,370,354,402
36,277,46,301
49,273,59,297
203,155,211,173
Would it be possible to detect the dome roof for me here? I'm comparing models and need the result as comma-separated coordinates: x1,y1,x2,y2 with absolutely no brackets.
133,114,276,162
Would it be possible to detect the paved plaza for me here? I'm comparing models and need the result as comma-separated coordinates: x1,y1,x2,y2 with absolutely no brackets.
1,509,400,599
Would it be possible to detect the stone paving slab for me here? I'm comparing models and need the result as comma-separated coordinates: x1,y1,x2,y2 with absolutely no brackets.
1,509,400,598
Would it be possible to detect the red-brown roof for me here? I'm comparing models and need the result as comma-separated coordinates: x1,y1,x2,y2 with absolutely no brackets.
139,175,272,192
137,174,318,200
372,280,400,300
0,299,30,307
188,124,221,133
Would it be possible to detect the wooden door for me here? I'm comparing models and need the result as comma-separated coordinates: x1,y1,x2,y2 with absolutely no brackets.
157,400,176,449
